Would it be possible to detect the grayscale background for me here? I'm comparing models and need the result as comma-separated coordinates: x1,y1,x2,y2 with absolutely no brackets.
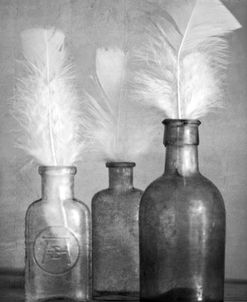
0,0,246,281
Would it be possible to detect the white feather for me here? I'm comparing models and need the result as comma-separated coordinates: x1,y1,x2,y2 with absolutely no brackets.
85,47,158,162
96,48,126,104
14,28,85,165
133,0,241,119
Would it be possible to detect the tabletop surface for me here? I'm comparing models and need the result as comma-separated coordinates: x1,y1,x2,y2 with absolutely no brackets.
0,271,246,302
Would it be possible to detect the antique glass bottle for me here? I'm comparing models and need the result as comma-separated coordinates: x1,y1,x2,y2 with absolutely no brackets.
92,162,142,300
140,119,226,302
25,166,90,302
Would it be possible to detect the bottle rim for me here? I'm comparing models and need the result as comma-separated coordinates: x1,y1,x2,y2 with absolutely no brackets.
106,162,136,168
39,166,77,175
163,119,201,126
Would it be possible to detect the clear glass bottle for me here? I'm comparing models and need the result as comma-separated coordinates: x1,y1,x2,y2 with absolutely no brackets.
140,119,226,302
25,166,90,302
92,162,142,300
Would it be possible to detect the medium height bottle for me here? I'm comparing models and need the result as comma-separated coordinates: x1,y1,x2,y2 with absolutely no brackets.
92,162,142,300
25,166,90,302
140,119,225,302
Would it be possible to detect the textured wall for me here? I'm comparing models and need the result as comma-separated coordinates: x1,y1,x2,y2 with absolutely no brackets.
0,0,246,280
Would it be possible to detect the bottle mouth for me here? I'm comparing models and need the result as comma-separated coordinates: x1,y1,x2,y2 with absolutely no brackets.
163,119,201,126
106,162,136,168
39,166,77,176
163,119,200,146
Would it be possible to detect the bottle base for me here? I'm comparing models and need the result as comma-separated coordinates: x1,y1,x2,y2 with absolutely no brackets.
141,299,222,302
26,297,88,302
38,299,78,302
93,291,139,301
141,298,222,302
140,288,223,302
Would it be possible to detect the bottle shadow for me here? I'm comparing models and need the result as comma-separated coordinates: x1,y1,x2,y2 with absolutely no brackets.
0,267,24,289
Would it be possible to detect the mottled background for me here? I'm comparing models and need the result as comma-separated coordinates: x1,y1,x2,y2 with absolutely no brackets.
0,0,246,280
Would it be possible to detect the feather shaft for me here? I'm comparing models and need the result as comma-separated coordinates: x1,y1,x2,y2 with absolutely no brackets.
176,3,196,119
94,74,114,115
45,30,58,165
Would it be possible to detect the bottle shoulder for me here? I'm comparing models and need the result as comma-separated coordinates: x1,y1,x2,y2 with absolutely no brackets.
25,197,91,233
91,188,143,217
26,197,90,216
92,187,143,202
141,172,224,207
73,198,90,213
25,199,42,215
145,172,221,191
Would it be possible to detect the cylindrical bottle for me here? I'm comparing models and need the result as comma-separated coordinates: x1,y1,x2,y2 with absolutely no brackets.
140,119,225,302
92,162,142,300
25,166,90,302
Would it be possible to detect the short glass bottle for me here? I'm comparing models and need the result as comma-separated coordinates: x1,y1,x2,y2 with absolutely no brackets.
139,119,226,302
92,162,142,300
25,166,90,302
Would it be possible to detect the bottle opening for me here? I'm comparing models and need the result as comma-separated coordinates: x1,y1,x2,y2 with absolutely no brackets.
163,119,200,146
163,119,201,126
39,166,77,176
106,162,136,168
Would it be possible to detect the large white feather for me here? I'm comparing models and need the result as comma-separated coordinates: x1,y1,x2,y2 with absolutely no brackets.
85,47,158,162
134,0,241,119
14,28,85,165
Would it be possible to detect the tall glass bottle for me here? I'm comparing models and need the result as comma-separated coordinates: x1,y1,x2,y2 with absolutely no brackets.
140,120,225,302
92,162,142,300
25,166,90,302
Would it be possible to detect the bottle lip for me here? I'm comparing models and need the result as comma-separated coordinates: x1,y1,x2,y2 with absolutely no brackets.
39,166,77,175
163,119,201,126
106,162,136,168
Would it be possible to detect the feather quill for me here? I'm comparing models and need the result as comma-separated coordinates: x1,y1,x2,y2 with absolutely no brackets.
14,28,85,165
134,0,241,119
85,47,158,162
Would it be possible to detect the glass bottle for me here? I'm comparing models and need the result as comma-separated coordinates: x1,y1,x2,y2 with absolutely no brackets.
92,162,142,300
25,166,90,302
139,119,226,302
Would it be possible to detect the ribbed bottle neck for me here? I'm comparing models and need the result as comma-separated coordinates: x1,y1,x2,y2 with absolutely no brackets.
107,162,135,191
39,166,76,200
163,120,200,176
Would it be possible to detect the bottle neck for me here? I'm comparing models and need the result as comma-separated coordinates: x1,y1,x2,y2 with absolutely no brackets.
39,166,76,200
165,145,199,176
163,119,200,176
107,162,135,191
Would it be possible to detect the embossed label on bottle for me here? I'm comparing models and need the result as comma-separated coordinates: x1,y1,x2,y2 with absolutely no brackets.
33,226,80,274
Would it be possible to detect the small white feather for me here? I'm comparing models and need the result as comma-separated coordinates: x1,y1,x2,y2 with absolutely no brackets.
96,48,126,104
85,47,158,162
181,52,223,118
14,28,85,165
132,44,177,118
